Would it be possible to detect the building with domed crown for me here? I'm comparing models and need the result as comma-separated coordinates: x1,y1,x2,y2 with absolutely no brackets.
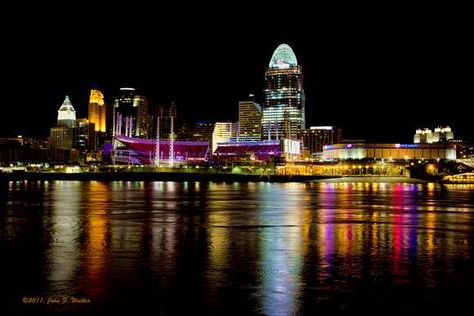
262,44,305,141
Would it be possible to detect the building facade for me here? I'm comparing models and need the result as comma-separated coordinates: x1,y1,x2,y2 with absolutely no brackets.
212,122,237,153
262,44,305,140
193,123,215,142
323,143,456,161
113,88,146,138
414,126,454,144
238,96,262,140
74,119,96,151
50,127,74,150
57,95,76,128
301,126,342,155
88,89,106,133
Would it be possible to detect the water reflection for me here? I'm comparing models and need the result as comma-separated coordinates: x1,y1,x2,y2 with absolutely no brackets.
1,181,474,314
258,183,305,315
47,181,81,294
80,181,111,299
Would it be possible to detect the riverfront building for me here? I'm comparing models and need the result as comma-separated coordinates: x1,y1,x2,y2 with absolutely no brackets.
262,44,305,140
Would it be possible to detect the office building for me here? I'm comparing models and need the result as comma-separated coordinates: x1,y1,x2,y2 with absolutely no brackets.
193,123,215,142
50,127,74,150
212,122,237,153
57,95,76,128
113,88,140,137
88,89,106,133
136,95,153,139
74,119,96,151
262,43,305,140
238,95,262,140
302,126,343,154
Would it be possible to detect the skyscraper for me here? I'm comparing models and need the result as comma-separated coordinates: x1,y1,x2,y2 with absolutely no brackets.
113,88,148,138
262,44,305,140
113,88,136,137
136,95,153,139
238,95,262,141
57,95,76,128
74,119,96,151
88,89,106,133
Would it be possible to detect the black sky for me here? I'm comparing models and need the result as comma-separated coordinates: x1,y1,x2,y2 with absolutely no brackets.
2,6,472,142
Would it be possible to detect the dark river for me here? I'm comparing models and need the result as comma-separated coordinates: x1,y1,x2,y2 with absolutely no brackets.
1,179,474,315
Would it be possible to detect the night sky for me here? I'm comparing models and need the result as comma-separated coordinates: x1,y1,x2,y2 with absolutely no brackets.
2,6,472,142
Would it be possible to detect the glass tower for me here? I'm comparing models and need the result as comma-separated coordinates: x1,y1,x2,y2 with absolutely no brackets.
262,44,305,140
113,88,147,138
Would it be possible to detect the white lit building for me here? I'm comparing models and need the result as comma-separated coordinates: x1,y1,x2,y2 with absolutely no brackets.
414,126,454,144
262,44,305,140
323,142,456,160
212,122,237,153
57,95,76,128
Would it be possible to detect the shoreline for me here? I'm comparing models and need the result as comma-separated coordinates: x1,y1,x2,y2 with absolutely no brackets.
2,172,469,184
0,171,341,183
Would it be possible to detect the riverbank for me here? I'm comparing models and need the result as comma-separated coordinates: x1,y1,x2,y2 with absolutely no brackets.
0,171,341,183
319,176,429,183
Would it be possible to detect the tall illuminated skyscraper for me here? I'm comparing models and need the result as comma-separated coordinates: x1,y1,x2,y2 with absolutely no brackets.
113,88,148,138
262,43,305,140
88,89,106,133
57,95,76,128
113,88,136,137
51,95,76,151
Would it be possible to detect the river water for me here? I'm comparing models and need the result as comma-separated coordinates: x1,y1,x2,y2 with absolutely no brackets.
1,179,473,314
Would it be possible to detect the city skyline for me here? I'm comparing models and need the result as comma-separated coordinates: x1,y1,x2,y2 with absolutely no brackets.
3,8,471,142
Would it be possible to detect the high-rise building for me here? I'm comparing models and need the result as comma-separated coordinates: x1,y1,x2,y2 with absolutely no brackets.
50,127,74,150
136,95,153,139
212,122,237,153
262,44,305,140
113,88,135,137
113,88,149,138
88,89,106,133
74,119,96,151
302,126,343,154
57,95,76,128
238,95,262,141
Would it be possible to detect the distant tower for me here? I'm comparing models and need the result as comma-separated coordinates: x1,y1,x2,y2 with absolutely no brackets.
88,89,106,133
262,44,305,140
136,95,152,139
57,95,76,128
113,88,148,138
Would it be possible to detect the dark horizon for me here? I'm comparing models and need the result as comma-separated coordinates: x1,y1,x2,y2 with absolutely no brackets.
2,7,472,143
